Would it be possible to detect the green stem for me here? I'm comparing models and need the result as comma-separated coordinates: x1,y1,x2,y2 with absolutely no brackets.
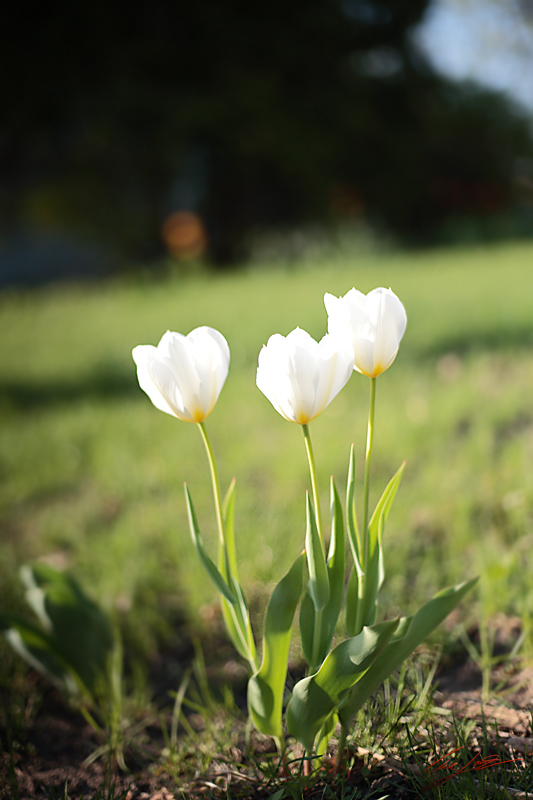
274,734,286,758
362,378,377,573
197,423,257,671
302,423,326,673
335,725,348,773
302,424,323,549
310,608,323,675
197,422,225,549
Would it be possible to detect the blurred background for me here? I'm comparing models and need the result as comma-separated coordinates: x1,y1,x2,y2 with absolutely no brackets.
4,0,533,716
2,0,533,285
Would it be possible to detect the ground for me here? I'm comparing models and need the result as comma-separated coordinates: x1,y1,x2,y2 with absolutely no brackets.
3,626,533,800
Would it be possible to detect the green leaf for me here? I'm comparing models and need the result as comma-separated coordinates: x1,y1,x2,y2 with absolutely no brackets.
220,579,258,669
299,479,346,667
305,493,329,613
21,565,114,695
346,445,361,568
218,479,257,667
298,590,315,666
248,553,304,738
222,477,238,578
368,462,405,560
356,462,405,634
345,447,364,637
338,577,478,729
315,711,339,759
321,479,345,649
184,484,236,605
287,618,400,753
0,613,74,691
345,567,360,638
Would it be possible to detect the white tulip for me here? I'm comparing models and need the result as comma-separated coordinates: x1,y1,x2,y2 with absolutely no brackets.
256,327,354,425
324,287,407,378
132,326,230,422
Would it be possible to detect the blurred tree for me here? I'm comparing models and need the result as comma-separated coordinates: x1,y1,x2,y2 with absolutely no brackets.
1,0,532,271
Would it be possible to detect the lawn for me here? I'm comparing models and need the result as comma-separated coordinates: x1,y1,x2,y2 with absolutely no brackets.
2,241,533,796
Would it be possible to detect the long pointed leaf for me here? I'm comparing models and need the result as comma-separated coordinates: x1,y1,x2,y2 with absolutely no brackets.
300,479,346,667
287,618,400,753
222,477,238,578
345,447,364,636
218,479,257,666
0,613,73,689
345,567,360,637
346,445,361,567
184,484,236,605
368,462,405,558
357,463,405,632
220,588,258,668
305,493,329,612
338,577,478,729
299,590,315,666
248,553,304,738
321,479,345,652
315,712,339,759
22,564,114,695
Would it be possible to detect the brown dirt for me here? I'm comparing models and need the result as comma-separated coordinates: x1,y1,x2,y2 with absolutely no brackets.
2,628,533,800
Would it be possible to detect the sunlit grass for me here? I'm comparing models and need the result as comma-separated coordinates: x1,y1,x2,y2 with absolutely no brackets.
2,241,533,664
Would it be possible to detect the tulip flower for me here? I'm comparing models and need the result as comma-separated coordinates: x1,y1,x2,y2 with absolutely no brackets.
132,326,230,422
324,287,406,378
256,327,354,425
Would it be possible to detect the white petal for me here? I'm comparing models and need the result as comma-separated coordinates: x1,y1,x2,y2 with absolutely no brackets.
257,337,297,422
288,340,321,423
189,326,231,415
161,333,205,420
318,335,354,405
364,288,407,375
325,291,367,360
133,326,229,423
326,286,406,377
256,328,352,424
132,345,183,418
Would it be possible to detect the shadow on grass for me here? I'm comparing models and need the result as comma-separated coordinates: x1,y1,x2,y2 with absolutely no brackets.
418,324,533,359
3,325,533,413
0,364,138,411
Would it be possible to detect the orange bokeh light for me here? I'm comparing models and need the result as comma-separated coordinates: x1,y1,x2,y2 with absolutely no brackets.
162,211,208,259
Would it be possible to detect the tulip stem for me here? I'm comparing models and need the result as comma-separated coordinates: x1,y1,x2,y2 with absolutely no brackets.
362,377,377,572
302,424,324,549
197,422,225,549
335,724,348,773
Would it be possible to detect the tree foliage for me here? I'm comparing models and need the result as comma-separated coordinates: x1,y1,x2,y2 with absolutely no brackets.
1,0,531,267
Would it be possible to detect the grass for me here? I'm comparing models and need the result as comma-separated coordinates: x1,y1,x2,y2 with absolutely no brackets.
2,240,533,796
